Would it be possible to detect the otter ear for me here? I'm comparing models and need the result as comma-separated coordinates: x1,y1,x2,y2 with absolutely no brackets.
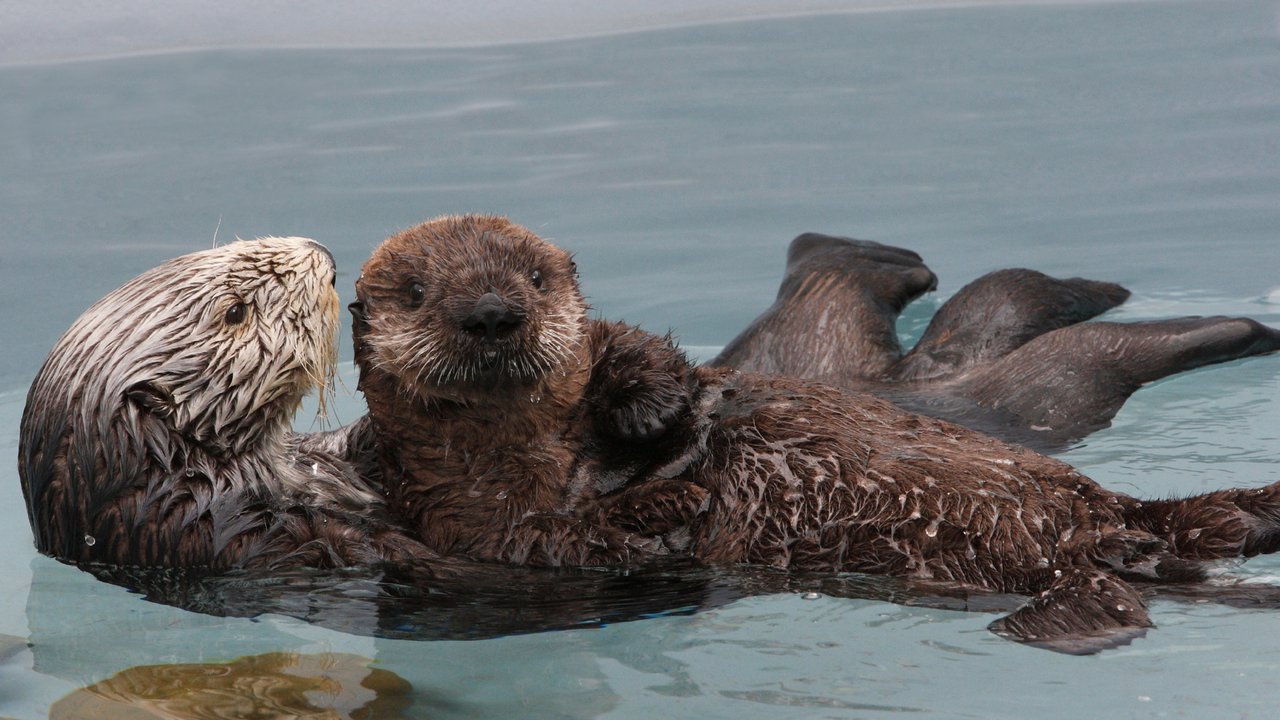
126,381,176,420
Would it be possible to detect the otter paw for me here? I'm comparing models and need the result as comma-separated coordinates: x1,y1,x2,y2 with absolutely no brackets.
606,392,687,441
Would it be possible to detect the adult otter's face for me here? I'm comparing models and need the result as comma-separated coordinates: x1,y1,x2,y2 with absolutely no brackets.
27,237,340,459
353,215,588,402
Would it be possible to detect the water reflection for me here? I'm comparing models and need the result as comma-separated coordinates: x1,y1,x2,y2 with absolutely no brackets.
22,543,1280,719
78,559,752,641
26,554,1025,649
50,651,413,720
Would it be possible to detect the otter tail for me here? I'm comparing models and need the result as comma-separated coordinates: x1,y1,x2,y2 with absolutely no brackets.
1129,482,1280,562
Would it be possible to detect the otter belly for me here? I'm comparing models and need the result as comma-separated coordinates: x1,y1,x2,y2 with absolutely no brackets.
680,371,1149,593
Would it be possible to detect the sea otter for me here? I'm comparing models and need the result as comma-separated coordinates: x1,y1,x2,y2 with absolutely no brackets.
354,215,1280,652
351,216,699,565
19,236,690,574
712,233,1280,451
17,238,440,570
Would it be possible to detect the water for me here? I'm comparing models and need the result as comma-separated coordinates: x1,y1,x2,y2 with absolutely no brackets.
3,1,1280,717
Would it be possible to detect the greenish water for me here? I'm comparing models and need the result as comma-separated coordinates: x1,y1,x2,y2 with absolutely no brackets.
3,1,1280,717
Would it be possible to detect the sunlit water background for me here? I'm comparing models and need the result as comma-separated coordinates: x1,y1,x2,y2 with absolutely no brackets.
2,1,1280,717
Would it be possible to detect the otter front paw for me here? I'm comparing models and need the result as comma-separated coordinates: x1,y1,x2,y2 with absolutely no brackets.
587,320,694,442
601,479,709,537
607,384,688,441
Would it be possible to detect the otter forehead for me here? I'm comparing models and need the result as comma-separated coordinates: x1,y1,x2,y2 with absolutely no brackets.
37,237,339,417
359,215,574,294
58,238,335,353
161,236,335,297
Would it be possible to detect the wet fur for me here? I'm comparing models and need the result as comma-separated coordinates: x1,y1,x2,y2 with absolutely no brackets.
19,239,434,571
358,216,1280,652
355,215,694,564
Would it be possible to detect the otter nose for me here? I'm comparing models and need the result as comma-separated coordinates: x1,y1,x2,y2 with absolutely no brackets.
305,240,337,285
460,292,523,342
305,239,335,266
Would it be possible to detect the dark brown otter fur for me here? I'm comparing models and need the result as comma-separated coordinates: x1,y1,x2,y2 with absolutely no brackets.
19,239,436,571
711,234,1280,452
354,215,700,564
357,215,1280,652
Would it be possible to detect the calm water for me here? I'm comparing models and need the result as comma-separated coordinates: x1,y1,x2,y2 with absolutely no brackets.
3,1,1280,717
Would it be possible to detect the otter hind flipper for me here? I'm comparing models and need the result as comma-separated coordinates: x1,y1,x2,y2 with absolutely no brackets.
894,269,1130,382
711,233,937,383
784,233,929,277
1130,479,1280,561
988,570,1152,655
951,316,1280,450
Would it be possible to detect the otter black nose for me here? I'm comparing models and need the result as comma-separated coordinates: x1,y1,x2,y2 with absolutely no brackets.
461,292,523,342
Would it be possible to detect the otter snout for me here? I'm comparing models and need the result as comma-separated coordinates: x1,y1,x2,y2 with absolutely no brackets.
305,240,338,286
460,292,523,342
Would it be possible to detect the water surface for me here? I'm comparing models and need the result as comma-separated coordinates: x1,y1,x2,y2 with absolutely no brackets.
3,1,1280,717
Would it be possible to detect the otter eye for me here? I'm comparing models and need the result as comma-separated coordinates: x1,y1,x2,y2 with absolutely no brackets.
530,269,544,290
407,281,426,307
224,302,247,325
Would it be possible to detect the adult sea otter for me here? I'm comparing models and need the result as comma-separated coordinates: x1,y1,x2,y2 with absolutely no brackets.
352,215,1280,652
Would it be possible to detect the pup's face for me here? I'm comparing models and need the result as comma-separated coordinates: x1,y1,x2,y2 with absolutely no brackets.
353,215,587,402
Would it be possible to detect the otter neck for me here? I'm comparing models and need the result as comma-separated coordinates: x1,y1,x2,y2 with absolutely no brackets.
414,371,586,447
360,352,594,557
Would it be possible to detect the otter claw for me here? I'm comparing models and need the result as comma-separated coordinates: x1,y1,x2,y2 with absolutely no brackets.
609,404,681,441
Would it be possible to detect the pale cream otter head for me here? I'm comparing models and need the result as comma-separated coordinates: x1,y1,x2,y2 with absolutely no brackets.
19,237,341,561
353,214,590,406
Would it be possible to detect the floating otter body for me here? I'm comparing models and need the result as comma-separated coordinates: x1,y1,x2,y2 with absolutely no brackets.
712,234,1280,451
356,215,1280,652
18,238,436,571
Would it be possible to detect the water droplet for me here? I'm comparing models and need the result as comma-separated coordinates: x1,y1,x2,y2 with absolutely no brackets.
184,468,195,477
1036,557,1050,568
1188,528,1202,539
83,535,96,546
1116,604,1127,612
529,395,542,404
496,489,509,500
924,520,940,538
1054,569,1063,578
802,592,821,600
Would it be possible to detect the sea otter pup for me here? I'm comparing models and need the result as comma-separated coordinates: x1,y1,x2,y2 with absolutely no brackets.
712,234,1280,451
355,215,1280,652
18,238,438,570
352,216,699,565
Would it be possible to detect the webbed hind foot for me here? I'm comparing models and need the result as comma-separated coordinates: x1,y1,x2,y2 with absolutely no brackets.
711,233,937,382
